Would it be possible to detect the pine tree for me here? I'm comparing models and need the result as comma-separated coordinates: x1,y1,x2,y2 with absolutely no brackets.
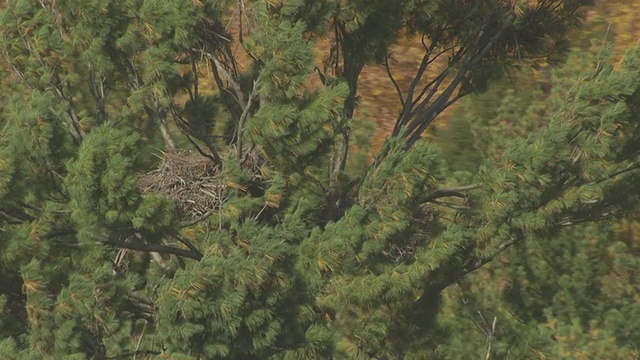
4,0,640,359
435,41,640,359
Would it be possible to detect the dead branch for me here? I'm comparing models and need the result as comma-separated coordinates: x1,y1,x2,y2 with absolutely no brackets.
102,239,203,261
425,183,482,202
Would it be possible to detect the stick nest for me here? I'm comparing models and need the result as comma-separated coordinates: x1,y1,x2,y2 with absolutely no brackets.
138,147,264,220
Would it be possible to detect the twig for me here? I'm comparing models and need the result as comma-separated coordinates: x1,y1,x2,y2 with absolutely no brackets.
484,317,497,360
179,211,214,227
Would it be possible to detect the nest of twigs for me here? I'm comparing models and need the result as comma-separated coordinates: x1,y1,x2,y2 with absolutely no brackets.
384,209,437,263
138,146,264,220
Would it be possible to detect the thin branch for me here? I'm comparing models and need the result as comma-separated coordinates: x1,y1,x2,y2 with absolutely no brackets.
168,104,223,165
404,21,512,148
404,77,466,147
46,228,203,261
484,317,497,360
463,236,518,277
88,62,108,125
105,350,161,360
595,162,640,184
394,42,435,132
190,54,199,102
412,45,463,105
384,53,404,106
179,211,214,228
209,55,245,107
50,76,85,141
407,69,451,121
131,321,147,360
392,45,465,139
103,239,203,261
428,200,469,210
171,235,202,257
0,207,36,222
556,208,617,227
237,73,262,159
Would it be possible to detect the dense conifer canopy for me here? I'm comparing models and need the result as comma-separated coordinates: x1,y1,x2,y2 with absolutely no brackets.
1,0,639,358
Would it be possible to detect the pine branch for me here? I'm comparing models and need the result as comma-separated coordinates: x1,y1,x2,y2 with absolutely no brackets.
237,74,262,160
46,228,204,261
424,183,483,202
384,53,404,106
463,236,518,277
168,104,223,165
105,350,161,359
171,235,202,256
103,239,203,261
0,207,36,222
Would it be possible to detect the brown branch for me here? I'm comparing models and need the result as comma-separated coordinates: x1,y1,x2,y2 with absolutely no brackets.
404,76,466,148
190,55,199,102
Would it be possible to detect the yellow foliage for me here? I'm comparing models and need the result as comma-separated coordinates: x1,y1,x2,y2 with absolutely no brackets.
266,192,282,208
236,238,251,251
22,280,40,294
190,281,205,293
29,225,41,240
225,180,247,193
318,257,333,272
55,301,73,316
26,303,41,327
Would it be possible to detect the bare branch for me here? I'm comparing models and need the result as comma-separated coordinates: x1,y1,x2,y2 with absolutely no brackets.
384,53,404,106
237,73,262,159
103,239,203,261
484,316,497,360
179,211,214,228
88,62,108,125
209,54,245,107
428,200,469,210
168,104,223,165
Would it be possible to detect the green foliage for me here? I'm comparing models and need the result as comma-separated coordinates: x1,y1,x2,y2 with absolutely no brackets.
2,0,639,359
435,40,640,358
